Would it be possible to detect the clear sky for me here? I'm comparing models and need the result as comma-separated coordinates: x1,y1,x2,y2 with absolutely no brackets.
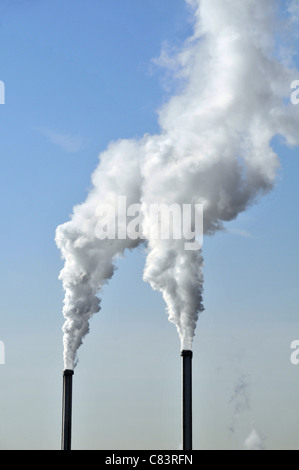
0,0,299,450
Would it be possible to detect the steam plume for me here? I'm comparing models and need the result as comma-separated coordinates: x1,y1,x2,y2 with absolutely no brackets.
244,429,265,451
56,0,299,369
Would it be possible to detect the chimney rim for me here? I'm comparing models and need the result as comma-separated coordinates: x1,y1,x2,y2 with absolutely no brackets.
181,350,193,358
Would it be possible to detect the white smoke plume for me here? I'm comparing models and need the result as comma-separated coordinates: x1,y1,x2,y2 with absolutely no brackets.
244,429,265,451
56,0,299,369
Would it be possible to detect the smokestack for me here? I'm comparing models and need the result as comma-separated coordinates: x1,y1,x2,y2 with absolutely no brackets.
61,369,74,451
181,350,193,451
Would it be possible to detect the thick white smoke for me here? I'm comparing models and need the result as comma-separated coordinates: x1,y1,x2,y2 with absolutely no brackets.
56,0,299,369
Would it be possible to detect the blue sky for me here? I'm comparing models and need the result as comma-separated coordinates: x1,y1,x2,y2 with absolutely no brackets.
0,0,299,450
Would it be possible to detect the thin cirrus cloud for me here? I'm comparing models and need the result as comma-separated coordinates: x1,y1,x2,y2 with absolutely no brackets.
36,127,86,153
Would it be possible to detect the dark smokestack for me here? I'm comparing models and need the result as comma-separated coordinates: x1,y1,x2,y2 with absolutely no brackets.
181,350,193,451
61,369,74,451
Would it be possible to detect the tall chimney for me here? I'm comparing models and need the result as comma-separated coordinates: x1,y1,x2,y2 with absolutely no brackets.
61,369,74,451
181,350,193,450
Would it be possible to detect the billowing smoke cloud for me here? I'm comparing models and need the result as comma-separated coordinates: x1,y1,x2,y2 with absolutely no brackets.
56,0,299,369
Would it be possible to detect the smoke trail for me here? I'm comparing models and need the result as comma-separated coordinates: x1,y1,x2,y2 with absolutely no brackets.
229,373,266,450
229,374,251,436
56,0,299,369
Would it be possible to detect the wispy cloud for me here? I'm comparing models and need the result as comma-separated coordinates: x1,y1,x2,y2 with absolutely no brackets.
226,228,256,239
36,127,86,153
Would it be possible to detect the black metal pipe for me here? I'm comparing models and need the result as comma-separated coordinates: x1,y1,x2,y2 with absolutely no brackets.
181,350,193,451
61,369,74,451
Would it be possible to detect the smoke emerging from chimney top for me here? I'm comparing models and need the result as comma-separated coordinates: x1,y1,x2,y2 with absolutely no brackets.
244,429,265,451
56,0,299,370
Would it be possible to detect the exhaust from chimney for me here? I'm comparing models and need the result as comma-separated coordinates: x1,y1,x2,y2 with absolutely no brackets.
181,350,193,451
61,369,74,451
